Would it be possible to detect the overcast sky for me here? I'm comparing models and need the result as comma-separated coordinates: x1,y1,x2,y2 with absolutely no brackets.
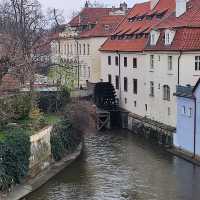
39,0,148,21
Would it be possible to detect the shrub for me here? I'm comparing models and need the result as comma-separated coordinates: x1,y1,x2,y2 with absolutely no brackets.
0,94,31,128
0,128,31,192
50,119,82,161
38,88,70,113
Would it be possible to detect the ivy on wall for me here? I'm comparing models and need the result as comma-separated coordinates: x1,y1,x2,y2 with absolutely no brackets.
50,119,82,161
0,128,31,192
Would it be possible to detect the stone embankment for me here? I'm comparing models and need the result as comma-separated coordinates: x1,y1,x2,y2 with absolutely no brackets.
1,142,83,200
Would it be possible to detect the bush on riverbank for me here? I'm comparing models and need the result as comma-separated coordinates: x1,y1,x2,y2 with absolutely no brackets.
38,87,70,113
0,128,31,192
50,118,82,161
0,94,31,129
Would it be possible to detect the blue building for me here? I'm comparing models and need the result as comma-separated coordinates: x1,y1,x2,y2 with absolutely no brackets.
174,79,200,158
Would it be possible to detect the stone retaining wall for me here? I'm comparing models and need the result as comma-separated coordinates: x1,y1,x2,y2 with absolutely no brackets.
29,126,53,178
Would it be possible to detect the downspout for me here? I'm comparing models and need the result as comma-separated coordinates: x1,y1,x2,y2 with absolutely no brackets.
193,95,197,158
116,51,121,105
178,51,182,85
75,38,80,88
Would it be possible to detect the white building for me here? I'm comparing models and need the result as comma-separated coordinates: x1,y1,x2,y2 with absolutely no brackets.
100,0,200,128
51,2,127,87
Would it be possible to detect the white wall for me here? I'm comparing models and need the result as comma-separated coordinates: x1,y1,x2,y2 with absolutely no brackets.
101,51,179,126
51,37,107,87
179,52,200,86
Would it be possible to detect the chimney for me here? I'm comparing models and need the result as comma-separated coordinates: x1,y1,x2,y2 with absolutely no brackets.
176,0,188,17
85,1,89,8
120,2,128,12
150,0,159,10
112,6,115,12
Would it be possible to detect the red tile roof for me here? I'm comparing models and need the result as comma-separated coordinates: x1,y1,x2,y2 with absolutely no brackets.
156,4,200,29
146,27,200,51
69,8,112,27
100,0,176,52
145,0,200,52
79,15,124,38
0,73,20,93
100,37,148,52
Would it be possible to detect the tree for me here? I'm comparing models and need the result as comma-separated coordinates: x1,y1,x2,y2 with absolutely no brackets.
89,1,108,8
0,0,49,86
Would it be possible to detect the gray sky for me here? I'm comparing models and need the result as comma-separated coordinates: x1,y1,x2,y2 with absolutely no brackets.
39,0,148,21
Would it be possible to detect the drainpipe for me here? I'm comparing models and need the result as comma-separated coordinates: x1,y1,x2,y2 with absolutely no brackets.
193,95,197,158
75,38,80,88
116,50,121,106
178,51,182,85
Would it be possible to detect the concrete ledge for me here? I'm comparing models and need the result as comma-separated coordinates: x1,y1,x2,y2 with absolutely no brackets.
1,141,83,200
167,148,200,166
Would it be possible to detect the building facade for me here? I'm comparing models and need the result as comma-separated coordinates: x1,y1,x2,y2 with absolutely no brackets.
100,0,200,127
174,79,200,157
51,2,127,87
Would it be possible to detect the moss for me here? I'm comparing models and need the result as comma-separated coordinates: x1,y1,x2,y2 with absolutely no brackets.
44,114,61,126
0,131,5,141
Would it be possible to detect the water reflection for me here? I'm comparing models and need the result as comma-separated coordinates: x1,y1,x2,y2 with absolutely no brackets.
26,130,200,200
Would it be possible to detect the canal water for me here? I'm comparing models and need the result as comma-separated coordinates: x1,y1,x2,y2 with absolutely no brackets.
26,130,200,200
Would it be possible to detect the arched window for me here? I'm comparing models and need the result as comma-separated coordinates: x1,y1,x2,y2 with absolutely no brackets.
163,85,170,101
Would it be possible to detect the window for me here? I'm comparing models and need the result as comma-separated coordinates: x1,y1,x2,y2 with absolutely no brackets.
124,57,128,67
188,107,192,117
115,76,119,89
145,104,148,111
163,85,170,101
105,25,110,32
115,56,119,66
168,107,171,116
165,33,170,44
151,33,155,45
124,77,128,92
134,101,137,107
108,56,111,65
125,98,127,104
67,44,69,55
71,44,73,54
195,56,200,71
181,106,186,115
87,44,90,55
64,44,67,55
79,44,81,55
133,58,137,68
83,44,86,55
133,79,138,94
108,74,112,83
150,55,154,69
150,81,154,97
74,44,77,54
168,56,173,70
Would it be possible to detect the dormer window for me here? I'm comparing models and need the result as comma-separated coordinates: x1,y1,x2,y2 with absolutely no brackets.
165,30,176,45
105,25,110,32
150,30,160,45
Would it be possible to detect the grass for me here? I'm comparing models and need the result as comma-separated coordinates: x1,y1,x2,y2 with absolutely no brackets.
44,114,61,125
12,113,61,135
0,131,6,141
